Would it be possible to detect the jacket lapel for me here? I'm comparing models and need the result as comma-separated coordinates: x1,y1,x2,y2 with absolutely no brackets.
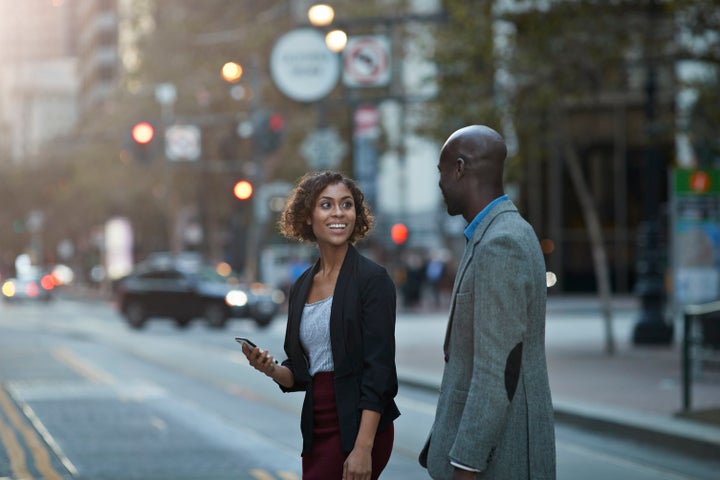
443,200,518,357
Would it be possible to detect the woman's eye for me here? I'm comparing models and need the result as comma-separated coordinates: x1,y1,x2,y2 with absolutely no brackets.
342,201,353,209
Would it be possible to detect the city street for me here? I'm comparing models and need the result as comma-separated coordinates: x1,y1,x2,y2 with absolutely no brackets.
0,294,718,479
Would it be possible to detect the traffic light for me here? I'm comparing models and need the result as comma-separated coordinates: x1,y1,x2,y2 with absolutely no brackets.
130,121,156,163
132,122,154,144
390,223,409,245
233,180,253,201
253,110,284,154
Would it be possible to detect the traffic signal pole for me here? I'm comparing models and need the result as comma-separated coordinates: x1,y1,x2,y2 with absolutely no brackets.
243,57,264,282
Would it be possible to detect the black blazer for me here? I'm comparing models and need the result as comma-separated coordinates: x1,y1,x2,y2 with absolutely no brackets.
280,244,401,454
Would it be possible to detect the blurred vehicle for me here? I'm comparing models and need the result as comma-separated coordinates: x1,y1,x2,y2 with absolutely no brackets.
1,274,55,303
114,254,283,329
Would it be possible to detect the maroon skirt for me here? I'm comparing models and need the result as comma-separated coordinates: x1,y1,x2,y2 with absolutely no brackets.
302,372,394,479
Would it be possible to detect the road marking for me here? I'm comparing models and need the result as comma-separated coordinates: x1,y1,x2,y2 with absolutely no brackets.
0,389,32,480
250,470,276,480
149,416,167,432
0,386,64,480
18,401,78,477
52,347,114,384
277,471,300,480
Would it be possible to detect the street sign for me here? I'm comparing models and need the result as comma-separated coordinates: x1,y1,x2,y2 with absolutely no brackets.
270,28,340,102
353,104,380,139
343,35,391,88
165,124,201,161
672,168,720,304
300,127,347,170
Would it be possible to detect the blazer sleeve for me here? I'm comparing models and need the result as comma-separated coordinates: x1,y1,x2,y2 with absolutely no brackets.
278,273,310,393
357,267,398,413
449,232,533,468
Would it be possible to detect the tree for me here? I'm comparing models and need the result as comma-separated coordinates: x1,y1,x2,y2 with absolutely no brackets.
424,0,698,353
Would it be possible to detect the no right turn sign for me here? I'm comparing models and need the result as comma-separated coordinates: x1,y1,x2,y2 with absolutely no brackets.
343,35,391,88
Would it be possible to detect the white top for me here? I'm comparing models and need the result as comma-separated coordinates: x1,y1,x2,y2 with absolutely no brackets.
300,295,334,376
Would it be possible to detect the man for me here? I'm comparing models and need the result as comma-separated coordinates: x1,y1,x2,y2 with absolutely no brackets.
419,125,556,479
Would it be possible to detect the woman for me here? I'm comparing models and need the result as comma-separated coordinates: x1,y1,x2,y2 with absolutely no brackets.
242,171,400,479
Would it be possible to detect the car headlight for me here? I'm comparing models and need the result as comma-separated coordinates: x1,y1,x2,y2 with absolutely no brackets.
225,290,248,307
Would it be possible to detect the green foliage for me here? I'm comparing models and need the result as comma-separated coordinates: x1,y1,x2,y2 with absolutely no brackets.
421,0,501,139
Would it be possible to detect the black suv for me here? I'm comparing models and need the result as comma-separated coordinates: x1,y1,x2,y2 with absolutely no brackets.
115,255,281,329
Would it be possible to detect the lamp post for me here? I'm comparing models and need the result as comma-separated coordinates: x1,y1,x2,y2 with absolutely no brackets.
632,0,673,345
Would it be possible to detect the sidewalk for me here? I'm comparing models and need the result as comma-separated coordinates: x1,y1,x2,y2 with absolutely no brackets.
395,295,720,458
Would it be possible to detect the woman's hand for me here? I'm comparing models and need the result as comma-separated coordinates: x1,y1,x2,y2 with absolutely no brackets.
342,444,372,480
241,343,276,378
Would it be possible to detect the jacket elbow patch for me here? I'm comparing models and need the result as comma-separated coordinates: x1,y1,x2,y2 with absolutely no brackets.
504,342,523,402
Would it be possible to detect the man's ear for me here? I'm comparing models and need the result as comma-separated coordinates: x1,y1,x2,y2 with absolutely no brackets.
455,157,466,178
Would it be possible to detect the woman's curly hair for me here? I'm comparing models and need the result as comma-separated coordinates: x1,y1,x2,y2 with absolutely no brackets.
278,171,373,244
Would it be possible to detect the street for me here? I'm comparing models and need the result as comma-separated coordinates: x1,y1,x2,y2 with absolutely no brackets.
0,295,718,480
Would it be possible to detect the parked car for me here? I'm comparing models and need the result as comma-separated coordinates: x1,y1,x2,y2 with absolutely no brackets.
114,256,283,329
1,274,54,303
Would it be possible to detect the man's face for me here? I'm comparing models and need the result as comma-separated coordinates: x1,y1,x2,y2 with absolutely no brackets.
437,147,463,217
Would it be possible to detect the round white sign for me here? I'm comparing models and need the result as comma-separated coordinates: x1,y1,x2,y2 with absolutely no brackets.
270,29,340,102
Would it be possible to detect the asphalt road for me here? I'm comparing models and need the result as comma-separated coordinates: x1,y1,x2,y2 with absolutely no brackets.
0,295,717,479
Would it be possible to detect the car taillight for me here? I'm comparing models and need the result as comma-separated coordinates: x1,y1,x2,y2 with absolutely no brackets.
40,274,55,290
25,282,39,297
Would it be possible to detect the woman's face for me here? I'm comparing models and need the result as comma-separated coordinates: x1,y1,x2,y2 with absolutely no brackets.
308,182,357,247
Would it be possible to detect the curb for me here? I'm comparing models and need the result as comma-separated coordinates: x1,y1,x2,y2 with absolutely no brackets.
397,370,720,459
553,400,720,459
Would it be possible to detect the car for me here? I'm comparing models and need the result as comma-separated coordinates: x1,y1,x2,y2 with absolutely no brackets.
114,255,283,329
1,274,55,303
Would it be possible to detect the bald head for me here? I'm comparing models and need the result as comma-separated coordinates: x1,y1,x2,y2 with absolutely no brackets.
437,125,508,220
442,125,506,183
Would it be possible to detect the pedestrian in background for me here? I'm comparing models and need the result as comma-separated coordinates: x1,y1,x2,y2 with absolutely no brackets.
419,125,556,479
241,171,400,480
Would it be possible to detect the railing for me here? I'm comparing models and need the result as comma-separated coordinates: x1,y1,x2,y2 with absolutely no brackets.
682,300,720,412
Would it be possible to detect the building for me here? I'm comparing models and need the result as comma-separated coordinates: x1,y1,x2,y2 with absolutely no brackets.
75,0,120,121
0,0,120,164
0,0,78,164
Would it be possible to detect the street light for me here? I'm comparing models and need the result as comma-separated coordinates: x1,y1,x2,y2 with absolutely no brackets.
325,29,348,52
308,4,347,52
308,4,334,27
632,0,672,345
221,61,243,83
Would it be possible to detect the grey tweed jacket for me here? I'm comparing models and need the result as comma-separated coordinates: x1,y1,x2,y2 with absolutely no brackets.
420,199,556,479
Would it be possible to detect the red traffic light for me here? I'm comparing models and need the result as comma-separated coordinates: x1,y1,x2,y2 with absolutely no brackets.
268,113,284,132
132,122,155,144
233,180,253,200
390,223,409,245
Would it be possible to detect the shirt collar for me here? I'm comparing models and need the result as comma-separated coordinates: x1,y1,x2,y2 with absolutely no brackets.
463,195,508,242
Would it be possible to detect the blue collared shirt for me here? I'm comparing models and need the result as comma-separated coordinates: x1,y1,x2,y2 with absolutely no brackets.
463,195,508,242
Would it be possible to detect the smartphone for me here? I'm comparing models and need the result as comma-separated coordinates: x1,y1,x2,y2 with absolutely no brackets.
235,337,257,348
235,337,278,364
